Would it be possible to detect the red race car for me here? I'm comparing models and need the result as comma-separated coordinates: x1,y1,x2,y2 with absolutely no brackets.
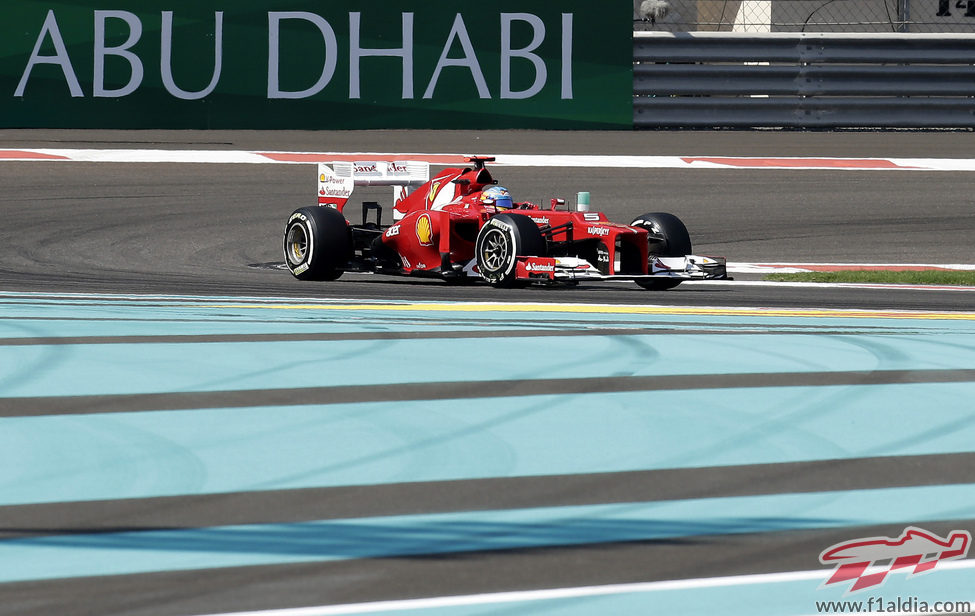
283,156,726,289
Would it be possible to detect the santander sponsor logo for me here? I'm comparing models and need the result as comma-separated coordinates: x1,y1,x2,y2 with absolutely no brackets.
320,184,352,197
353,162,379,175
524,260,555,273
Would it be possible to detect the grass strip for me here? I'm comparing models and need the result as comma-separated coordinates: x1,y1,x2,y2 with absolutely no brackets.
764,270,975,286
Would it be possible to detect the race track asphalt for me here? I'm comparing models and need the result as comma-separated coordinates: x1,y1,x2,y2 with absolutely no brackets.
1,128,974,310
1,129,974,616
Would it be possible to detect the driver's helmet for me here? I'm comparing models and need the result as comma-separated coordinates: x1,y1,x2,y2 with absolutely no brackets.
480,185,513,210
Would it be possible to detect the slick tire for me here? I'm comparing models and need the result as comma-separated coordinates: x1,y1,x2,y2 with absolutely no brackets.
283,206,351,281
630,212,692,290
475,213,546,288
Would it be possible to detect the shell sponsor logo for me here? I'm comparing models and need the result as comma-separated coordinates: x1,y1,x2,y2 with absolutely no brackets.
416,213,434,246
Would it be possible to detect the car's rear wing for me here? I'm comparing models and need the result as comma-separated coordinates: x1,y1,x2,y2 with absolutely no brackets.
318,161,430,212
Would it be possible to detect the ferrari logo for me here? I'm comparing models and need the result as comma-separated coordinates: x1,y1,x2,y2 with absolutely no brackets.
415,213,434,246
428,181,442,205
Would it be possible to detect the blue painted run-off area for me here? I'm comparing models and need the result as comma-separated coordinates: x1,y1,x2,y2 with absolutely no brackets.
1,293,974,613
2,294,974,504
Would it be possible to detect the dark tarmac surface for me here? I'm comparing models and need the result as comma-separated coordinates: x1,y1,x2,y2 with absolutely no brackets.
1,129,974,310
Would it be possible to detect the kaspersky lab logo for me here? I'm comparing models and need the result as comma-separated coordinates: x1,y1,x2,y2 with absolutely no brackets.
819,526,971,593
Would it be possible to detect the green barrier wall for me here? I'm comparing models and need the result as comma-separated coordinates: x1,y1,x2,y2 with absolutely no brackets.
1,1,632,129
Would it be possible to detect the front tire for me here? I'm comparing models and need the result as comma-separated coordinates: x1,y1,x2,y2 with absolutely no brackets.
475,214,546,288
630,212,691,290
283,206,351,281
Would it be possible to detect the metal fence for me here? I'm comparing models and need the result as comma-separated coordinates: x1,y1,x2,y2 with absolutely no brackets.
632,32,975,128
633,0,975,32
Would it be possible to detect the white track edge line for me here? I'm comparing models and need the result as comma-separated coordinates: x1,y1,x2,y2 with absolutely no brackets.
192,560,975,616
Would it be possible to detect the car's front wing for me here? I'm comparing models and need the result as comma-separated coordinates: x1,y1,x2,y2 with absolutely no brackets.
513,255,728,283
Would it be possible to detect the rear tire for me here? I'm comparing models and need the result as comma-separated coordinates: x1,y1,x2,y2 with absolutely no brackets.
630,212,691,290
475,213,546,288
283,207,351,281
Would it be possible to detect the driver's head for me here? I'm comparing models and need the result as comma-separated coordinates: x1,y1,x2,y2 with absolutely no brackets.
480,185,513,210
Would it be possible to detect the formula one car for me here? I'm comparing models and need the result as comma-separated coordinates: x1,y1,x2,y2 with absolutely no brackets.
283,156,726,289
